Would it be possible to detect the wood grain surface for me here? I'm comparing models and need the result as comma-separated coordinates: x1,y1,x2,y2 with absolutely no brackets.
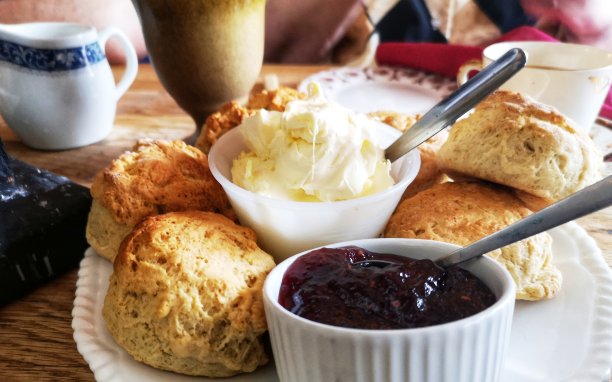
0,64,610,382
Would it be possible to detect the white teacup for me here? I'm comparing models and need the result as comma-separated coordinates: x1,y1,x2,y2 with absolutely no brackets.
457,41,612,133
0,22,138,150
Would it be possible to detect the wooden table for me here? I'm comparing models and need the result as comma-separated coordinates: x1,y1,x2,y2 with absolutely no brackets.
0,64,610,381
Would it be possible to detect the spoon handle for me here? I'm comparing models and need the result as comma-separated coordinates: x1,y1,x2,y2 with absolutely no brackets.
436,175,612,268
385,47,527,162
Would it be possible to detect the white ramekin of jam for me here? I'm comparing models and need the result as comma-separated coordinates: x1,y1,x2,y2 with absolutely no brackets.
263,238,516,382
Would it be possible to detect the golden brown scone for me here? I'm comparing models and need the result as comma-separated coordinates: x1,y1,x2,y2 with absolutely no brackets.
86,140,234,262
86,200,135,261
404,128,451,198
246,86,306,111
195,101,254,153
367,110,420,133
195,87,306,153
511,189,552,212
369,110,450,198
384,181,562,301
103,211,275,377
437,90,602,200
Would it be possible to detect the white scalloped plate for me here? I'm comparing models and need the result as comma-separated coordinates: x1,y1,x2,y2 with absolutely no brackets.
297,66,456,115
73,223,612,381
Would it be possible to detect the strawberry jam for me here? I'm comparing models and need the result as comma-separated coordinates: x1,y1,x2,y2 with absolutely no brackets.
278,246,496,329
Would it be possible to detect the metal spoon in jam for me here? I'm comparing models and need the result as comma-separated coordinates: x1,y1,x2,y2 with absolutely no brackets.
360,175,612,269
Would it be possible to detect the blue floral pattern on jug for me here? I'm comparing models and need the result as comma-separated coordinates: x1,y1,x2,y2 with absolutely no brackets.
0,40,105,71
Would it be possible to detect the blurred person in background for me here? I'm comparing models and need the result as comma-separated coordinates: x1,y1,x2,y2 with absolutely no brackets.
2,0,609,65
265,0,612,65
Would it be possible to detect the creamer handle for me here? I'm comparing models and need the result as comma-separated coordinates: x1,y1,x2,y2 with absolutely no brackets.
98,27,138,101
456,59,483,87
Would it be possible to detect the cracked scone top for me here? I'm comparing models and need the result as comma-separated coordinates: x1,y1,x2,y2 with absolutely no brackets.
437,90,602,201
102,211,275,377
86,139,234,262
384,181,562,301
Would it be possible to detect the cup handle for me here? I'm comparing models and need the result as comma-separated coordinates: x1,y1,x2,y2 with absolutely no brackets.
98,27,138,101
456,59,483,87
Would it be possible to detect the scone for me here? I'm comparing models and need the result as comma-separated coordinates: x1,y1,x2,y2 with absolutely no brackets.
195,87,306,153
437,90,602,201
367,110,420,133
194,101,254,153
86,140,234,262
384,181,562,301
103,211,275,377
246,86,306,111
403,128,450,198
369,110,450,198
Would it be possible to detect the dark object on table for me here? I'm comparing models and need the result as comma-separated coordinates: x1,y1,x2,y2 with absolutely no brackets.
0,140,92,305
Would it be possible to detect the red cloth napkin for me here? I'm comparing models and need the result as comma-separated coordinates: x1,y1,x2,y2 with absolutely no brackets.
376,26,612,120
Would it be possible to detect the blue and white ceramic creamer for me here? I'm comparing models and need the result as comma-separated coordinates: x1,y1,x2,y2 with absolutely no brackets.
0,22,138,150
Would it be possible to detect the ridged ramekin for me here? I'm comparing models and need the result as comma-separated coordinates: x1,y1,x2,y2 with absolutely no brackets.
263,238,516,382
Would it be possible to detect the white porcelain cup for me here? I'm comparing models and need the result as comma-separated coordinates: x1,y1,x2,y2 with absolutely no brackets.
0,22,138,150
457,41,612,133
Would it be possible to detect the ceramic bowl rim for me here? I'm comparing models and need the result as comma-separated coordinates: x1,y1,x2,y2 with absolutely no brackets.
263,237,516,337
0,22,98,47
484,40,612,72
